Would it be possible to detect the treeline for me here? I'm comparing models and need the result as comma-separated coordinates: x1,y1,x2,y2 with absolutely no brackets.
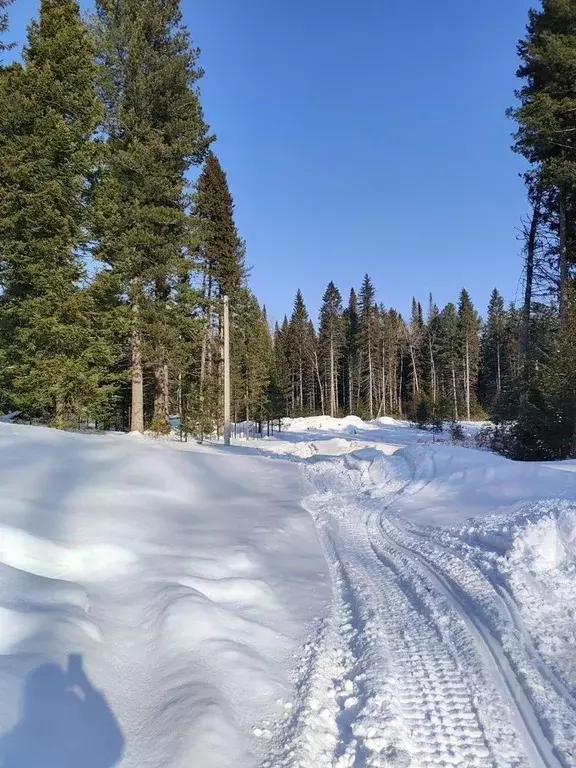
273,280,517,425
4,1,576,463
0,0,271,435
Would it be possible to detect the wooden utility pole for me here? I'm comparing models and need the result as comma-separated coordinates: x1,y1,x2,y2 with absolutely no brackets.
223,295,231,446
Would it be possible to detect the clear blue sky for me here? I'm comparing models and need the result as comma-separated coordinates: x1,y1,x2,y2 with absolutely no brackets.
8,0,533,324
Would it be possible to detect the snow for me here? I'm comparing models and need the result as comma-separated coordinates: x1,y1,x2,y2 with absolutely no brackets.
0,422,329,767
1,414,576,767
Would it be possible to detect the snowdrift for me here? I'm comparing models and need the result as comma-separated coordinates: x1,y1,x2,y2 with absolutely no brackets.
0,423,330,768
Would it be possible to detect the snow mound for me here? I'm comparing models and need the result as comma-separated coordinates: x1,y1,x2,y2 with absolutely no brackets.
508,508,576,574
0,422,330,768
282,415,378,434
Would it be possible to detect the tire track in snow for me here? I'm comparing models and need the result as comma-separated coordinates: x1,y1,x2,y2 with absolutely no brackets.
372,515,564,768
264,447,575,767
378,516,576,766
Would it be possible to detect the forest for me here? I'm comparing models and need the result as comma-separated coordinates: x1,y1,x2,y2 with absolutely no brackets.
1,0,576,461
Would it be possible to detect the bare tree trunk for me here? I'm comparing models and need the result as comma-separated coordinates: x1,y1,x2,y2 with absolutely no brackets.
519,186,542,358
465,339,471,421
398,354,404,417
131,280,144,433
368,336,374,419
299,355,303,415
329,336,336,417
314,351,325,415
409,343,420,398
348,356,354,415
559,188,569,323
496,340,502,396
381,346,387,415
429,335,437,404
451,360,459,421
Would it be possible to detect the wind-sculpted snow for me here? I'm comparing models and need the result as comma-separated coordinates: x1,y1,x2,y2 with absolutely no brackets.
0,423,330,768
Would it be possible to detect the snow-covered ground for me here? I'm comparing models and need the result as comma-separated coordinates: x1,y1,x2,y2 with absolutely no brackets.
1,416,575,767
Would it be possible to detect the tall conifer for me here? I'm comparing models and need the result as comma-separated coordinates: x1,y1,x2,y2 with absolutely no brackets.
0,0,106,423
93,0,212,431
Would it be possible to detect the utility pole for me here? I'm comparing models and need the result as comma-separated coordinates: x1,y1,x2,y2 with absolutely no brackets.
223,295,231,446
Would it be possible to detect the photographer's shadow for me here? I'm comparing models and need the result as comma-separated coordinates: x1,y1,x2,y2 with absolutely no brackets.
0,654,124,768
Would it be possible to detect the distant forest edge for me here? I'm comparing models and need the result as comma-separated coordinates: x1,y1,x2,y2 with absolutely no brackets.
1,0,576,461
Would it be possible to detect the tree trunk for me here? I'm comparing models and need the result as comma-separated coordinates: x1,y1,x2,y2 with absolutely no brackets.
154,362,170,426
465,339,471,421
496,340,502,396
368,336,374,419
348,356,354,415
451,360,459,421
429,335,436,404
314,350,325,416
398,354,404,417
409,343,420,398
519,186,542,358
299,354,303,415
131,280,144,433
329,336,336,417
559,188,569,323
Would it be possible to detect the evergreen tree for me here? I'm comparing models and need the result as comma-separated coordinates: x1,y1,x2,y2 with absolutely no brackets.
288,290,315,416
318,281,344,417
194,152,246,302
191,151,245,434
358,274,377,418
0,0,108,424
458,289,481,420
343,288,359,414
0,0,13,53
93,0,212,432
436,303,461,420
510,0,576,319
479,289,511,410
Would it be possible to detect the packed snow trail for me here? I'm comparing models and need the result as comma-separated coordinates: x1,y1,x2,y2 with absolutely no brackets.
264,443,576,768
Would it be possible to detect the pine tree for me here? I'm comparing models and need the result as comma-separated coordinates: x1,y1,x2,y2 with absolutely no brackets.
343,288,359,415
510,0,576,319
457,289,481,420
0,0,109,424
191,152,246,434
0,0,13,54
93,0,212,432
436,303,461,420
318,281,344,417
289,290,314,416
479,289,513,411
358,274,377,418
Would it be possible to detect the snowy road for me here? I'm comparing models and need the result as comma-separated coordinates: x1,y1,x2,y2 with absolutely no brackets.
263,437,576,768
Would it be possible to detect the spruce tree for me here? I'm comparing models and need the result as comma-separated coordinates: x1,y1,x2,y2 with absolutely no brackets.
358,274,377,418
458,289,481,420
289,290,314,416
318,281,344,417
0,0,107,424
93,0,212,432
479,289,513,411
437,303,461,420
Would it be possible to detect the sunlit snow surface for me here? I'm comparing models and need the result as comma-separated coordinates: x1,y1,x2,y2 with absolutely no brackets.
0,417,575,767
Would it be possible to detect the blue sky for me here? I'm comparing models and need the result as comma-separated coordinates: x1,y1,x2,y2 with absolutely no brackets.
7,0,533,324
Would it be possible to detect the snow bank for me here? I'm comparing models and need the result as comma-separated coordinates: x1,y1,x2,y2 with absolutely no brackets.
0,423,330,768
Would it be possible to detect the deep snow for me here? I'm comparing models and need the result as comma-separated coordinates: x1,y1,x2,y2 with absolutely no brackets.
1,416,576,767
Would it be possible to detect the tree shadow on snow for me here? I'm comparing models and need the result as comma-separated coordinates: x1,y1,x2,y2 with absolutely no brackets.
0,654,124,768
